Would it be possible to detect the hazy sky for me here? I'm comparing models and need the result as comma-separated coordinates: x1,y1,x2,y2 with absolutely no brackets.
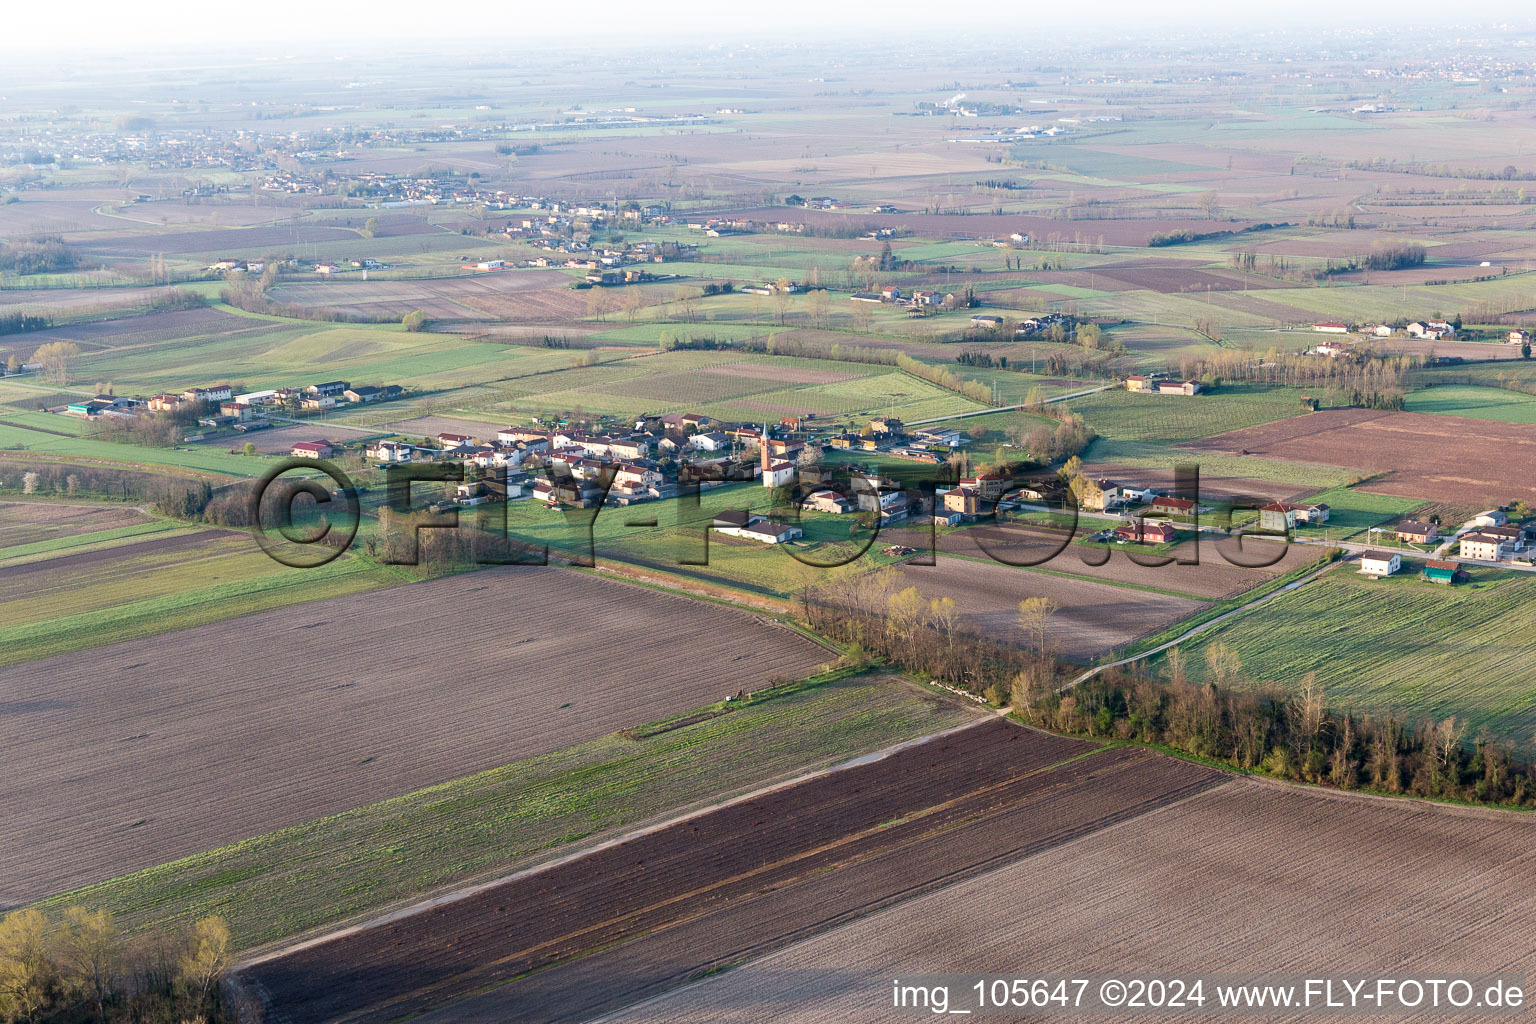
5,0,1535,54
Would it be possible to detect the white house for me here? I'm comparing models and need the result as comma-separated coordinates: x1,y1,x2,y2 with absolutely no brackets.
690,431,731,452
1461,532,1513,561
366,440,415,463
1358,550,1400,578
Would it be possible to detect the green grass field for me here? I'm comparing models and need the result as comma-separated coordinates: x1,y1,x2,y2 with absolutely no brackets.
0,526,397,666
1171,564,1536,742
500,482,903,596
37,670,978,949
1300,486,1427,542
0,419,270,476
1405,384,1536,424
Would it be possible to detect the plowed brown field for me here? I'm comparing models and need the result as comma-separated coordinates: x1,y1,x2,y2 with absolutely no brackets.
1181,408,1536,503
243,722,1227,1024
614,777,1536,1024
0,566,826,903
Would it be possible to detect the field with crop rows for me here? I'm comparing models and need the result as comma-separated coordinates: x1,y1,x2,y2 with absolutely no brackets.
615,774,1536,1023
1173,564,1536,741
1,566,828,903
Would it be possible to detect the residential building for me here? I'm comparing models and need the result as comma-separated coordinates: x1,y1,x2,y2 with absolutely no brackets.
1358,550,1400,578
1394,520,1439,544
1149,495,1197,518
804,490,851,514
366,440,415,463
1460,532,1513,561
1114,521,1178,545
1258,502,1302,533
943,487,982,517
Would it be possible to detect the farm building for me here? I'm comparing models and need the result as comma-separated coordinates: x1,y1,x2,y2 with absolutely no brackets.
1358,551,1400,578
1421,560,1464,585
970,315,1003,328
1156,380,1203,396
290,441,336,459
1472,509,1508,528
1395,520,1439,544
1312,322,1349,334
850,292,883,303
716,518,804,544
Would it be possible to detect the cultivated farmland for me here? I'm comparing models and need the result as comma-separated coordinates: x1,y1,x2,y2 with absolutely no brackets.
0,566,828,902
1172,564,1536,742
1182,408,1536,503
895,555,1209,658
0,500,150,550
242,722,1225,1024
884,523,1314,600
611,776,1536,1024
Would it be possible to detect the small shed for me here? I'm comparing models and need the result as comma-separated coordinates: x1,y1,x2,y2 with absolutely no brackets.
1421,560,1463,585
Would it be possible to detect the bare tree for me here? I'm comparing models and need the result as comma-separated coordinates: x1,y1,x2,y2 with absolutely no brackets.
1016,596,1059,656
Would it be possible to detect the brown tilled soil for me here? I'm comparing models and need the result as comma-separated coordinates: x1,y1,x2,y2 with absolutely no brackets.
616,776,1536,1024
0,566,827,903
0,501,149,548
894,555,1208,658
1181,408,1536,503
244,721,1227,1024
883,523,1309,600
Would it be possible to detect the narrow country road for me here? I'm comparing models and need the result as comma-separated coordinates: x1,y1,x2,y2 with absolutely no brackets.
906,382,1118,426
1062,550,1355,691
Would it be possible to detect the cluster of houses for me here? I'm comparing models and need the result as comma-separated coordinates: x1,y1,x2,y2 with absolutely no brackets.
967,311,1073,336
852,286,953,311
513,234,686,272
1310,319,1457,345
65,379,405,432
824,418,969,463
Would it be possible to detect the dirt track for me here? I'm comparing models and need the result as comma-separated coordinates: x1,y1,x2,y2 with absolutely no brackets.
0,566,826,903
245,721,1226,1024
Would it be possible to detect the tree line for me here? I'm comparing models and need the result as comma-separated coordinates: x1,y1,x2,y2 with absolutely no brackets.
0,907,246,1024
798,558,1536,810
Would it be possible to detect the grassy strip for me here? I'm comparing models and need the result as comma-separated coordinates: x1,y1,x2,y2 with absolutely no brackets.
36,669,976,951
0,556,390,667
0,519,181,563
